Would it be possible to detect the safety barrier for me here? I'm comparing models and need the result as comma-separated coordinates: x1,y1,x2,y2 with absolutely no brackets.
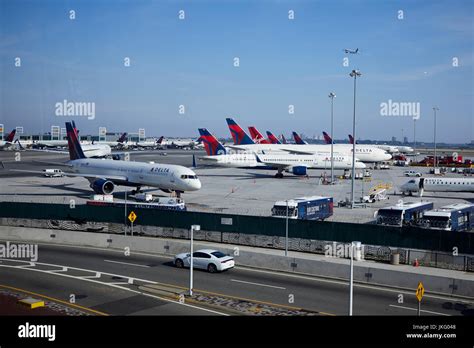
0,202,473,254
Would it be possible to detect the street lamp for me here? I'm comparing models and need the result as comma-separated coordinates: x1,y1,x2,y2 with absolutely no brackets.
328,92,336,184
285,200,289,257
433,107,439,172
348,241,361,316
349,69,361,208
189,224,200,296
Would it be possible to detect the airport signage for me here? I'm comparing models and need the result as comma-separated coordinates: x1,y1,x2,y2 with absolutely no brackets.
128,211,137,223
416,282,424,302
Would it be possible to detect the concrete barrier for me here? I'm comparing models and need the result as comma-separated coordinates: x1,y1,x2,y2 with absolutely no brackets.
0,225,473,298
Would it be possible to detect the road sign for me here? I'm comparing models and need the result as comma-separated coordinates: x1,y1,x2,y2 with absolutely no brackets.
128,211,137,223
416,282,424,302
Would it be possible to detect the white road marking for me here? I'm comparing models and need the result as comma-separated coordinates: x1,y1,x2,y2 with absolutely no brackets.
389,304,451,316
0,258,228,316
104,259,150,268
231,279,286,290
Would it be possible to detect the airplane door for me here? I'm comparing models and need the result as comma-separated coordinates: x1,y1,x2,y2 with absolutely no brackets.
170,172,175,183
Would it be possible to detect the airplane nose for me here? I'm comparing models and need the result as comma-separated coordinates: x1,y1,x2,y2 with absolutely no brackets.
192,179,202,191
384,153,392,160
355,161,366,169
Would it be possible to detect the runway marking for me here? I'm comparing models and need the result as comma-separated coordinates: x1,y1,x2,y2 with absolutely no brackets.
14,262,36,268
0,259,228,316
231,279,286,290
108,282,131,285
45,266,68,273
0,284,108,316
388,304,451,316
104,259,150,268
3,240,472,305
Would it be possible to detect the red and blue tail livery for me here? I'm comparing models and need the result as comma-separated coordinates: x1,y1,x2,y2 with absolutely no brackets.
226,118,255,145
292,131,307,145
348,134,355,144
65,122,86,160
266,131,281,144
5,129,16,142
198,128,227,156
323,131,333,144
248,126,270,144
118,132,128,143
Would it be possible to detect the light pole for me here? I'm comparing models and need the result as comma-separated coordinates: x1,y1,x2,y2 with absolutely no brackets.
189,224,200,296
285,200,289,256
433,107,439,172
349,242,354,316
349,70,361,208
329,92,336,184
413,118,416,162
124,190,127,236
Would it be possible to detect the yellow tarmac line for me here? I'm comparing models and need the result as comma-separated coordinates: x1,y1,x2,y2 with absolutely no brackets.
0,284,109,316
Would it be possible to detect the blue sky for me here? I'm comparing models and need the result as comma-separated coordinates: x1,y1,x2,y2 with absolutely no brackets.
0,0,473,142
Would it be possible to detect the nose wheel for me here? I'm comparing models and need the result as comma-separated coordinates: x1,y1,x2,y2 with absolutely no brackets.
274,172,284,178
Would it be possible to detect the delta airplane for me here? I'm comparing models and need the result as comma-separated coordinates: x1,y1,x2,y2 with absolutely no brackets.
98,133,129,149
16,122,201,196
266,131,282,144
292,131,308,145
348,134,413,154
158,137,202,149
400,177,474,197
325,131,400,154
0,129,17,150
198,128,365,178
225,118,392,163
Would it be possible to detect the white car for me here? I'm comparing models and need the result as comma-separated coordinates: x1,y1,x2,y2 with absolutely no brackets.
174,249,235,273
43,169,64,177
404,170,422,177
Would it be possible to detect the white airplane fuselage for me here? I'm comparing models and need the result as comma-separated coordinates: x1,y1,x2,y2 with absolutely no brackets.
401,177,474,195
230,144,391,162
70,158,201,192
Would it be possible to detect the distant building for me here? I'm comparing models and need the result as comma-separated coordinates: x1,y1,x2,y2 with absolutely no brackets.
391,136,397,143
404,136,408,144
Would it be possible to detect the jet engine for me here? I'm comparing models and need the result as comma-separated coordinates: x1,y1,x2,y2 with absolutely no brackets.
91,179,115,194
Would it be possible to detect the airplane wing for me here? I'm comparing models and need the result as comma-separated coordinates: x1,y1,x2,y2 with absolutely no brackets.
280,148,316,155
10,169,128,182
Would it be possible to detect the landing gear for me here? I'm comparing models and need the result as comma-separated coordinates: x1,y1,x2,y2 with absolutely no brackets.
130,187,142,195
274,172,284,178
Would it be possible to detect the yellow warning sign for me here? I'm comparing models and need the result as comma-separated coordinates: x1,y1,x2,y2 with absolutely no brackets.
416,282,424,302
128,211,137,223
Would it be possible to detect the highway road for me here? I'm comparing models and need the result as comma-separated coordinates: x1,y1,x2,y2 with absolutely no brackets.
1,241,472,316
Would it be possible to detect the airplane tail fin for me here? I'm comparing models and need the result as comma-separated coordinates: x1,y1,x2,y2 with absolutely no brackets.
248,126,269,144
281,134,287,144
198,128,227,156
226,118,255,145
323,131,333,144
348,134,355,144
292,131,307,145
266,131,281,144
5,129,16,142
118,132,127,143
66,122,86,160
156,136,164,145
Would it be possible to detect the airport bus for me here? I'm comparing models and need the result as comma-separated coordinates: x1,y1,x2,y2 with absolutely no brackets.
375,201,433,227
417,203,474,232
271,196,333,221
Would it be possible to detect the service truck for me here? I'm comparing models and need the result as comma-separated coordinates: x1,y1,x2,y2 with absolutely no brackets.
418,203,474,231
375,201,433,227
271,196,333,221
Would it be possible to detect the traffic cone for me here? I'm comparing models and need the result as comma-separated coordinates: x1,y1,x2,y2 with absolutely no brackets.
413,258,419,267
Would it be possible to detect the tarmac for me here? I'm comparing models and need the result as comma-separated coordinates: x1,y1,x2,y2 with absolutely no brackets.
0,149,473,223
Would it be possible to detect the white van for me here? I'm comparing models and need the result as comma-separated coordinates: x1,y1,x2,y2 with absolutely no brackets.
43,169,64,177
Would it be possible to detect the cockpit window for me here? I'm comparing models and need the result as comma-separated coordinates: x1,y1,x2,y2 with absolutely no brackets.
408,180,415,183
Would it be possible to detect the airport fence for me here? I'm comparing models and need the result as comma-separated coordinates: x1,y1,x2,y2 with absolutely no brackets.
0,201,473,255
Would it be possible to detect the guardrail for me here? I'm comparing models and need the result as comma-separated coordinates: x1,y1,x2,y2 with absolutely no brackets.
0,202,473,254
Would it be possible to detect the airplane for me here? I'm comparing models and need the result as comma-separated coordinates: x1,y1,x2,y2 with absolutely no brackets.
248,126,271,144
134,137,161,149
0,129,17,150
198,128,365,178
280,134,287,144
14,122,202,197
401,177,474,197
266,131,282,144
344,48,359,54
292,132,308,145
98,133,129,149
348,134,400,154
225,118,392,163
159,137,201,149
348,134,412,154
323,131,333,145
